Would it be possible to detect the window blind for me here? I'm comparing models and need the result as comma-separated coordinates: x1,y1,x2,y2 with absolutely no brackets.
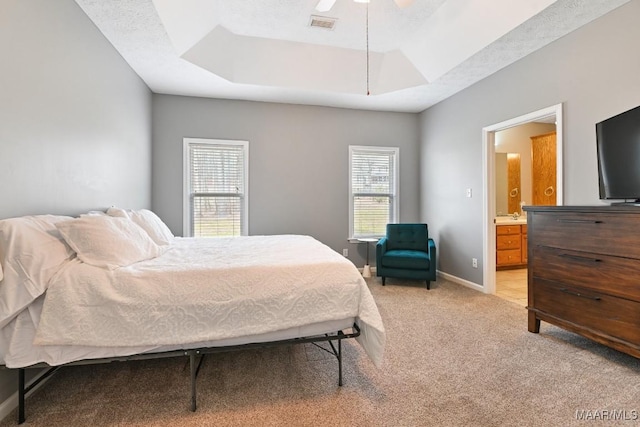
350,147,398,238
186,141,247,237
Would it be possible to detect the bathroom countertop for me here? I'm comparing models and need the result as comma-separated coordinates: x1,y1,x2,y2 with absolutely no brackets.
494,217,527,225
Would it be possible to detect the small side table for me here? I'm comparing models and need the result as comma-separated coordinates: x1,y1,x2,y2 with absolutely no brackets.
357,238,379,278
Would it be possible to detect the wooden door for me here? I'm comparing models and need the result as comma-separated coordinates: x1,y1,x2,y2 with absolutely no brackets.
507,153,521,214
531,132,556,205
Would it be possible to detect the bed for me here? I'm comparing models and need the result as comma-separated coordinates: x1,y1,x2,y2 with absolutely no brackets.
0,212,385,423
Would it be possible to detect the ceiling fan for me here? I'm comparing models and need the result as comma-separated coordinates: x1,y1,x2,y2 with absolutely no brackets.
316,0,414,12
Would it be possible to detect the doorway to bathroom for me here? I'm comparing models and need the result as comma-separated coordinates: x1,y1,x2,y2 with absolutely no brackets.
482,104,564,301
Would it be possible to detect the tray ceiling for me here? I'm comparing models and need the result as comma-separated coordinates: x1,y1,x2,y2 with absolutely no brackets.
74,0,630,112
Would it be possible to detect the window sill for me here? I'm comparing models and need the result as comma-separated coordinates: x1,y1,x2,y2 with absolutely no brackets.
348,237,382,243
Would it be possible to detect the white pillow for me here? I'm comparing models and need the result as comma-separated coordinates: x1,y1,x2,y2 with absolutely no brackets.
129,209,174,246
56,216,163,270
106,206,130,219
0,215,76,328
80,210,107,217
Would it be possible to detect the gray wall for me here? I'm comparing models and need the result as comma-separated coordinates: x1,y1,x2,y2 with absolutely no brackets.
0,0,152,403
152,95,420,266
419,0,640,286
0,0,152,219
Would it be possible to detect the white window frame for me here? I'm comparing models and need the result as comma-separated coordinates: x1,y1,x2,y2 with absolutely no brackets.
348,145,399,240
183,138,249,237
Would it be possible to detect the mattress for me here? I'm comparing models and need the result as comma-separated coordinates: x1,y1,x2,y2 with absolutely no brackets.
0,295,355,368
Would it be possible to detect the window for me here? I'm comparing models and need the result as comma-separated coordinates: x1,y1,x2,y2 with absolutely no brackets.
183,138,248,237
349,145,399,239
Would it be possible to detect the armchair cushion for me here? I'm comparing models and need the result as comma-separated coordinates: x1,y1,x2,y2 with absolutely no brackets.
386,224,428,251
380,250,431,270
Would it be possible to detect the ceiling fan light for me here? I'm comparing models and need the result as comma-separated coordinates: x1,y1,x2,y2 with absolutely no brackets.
315,0,337,12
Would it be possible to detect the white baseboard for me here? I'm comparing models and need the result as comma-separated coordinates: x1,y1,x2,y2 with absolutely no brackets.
365,268,482,291
366,268,482,292
0,368,56,423
437,270,485,293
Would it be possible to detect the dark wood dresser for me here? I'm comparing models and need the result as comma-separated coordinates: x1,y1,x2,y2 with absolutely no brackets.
524,205,640,358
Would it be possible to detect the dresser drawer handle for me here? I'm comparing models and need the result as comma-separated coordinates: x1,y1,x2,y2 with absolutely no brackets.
556,219,603,224
559,288,601,301
558,253,602,263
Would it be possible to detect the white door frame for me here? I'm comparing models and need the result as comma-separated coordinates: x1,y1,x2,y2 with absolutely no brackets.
482,103,564,294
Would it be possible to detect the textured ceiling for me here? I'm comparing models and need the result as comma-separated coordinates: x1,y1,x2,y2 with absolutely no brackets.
74,0,630,113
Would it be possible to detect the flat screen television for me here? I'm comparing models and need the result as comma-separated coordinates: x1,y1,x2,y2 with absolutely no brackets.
596,105,640,203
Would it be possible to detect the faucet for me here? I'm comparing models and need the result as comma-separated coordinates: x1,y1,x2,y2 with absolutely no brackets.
512,212,520,220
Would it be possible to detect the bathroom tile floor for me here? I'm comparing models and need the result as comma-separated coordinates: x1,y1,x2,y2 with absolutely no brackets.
496,268,527,307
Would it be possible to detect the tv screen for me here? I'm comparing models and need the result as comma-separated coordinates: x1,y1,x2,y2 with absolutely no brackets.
596,105,640,201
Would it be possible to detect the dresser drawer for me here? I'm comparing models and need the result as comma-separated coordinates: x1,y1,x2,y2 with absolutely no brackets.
533,278,640,345
497,225,520,235
531,212,640,258
497,249,521,265
531,246,640,302
497,235,521,250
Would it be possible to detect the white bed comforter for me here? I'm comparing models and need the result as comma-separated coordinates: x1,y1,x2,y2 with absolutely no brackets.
33,235,385,366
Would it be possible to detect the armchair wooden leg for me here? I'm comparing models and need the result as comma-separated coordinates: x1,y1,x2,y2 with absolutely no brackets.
426,280,430,290
382,277,386,286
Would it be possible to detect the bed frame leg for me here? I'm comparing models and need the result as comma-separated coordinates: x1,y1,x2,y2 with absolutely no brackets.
190,352,197,412
338,338,343,387
18,368,25,424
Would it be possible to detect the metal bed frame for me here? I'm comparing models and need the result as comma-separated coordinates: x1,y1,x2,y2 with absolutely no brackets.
12,323,361,424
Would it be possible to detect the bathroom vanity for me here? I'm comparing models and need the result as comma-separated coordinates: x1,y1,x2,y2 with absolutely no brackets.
496,217,527,269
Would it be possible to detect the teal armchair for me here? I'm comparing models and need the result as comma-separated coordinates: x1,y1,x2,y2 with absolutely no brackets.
376,223,436,290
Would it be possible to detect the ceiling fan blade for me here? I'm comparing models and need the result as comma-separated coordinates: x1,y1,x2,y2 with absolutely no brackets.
316,0,337,12
394,0,414,8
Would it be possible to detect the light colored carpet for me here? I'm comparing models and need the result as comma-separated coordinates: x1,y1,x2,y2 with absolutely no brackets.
3,277,640,426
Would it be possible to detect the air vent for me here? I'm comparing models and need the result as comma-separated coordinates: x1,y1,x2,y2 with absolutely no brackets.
309,15,337,30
